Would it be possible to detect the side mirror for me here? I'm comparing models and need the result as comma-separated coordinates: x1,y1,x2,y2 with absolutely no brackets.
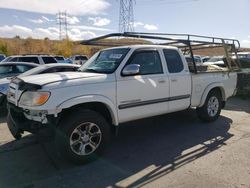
122,64,140,76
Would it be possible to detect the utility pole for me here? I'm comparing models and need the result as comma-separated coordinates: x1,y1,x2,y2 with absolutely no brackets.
119,0,135,32
56,11,68,40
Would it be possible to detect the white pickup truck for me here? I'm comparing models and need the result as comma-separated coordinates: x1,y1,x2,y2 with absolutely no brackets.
7,45,237,164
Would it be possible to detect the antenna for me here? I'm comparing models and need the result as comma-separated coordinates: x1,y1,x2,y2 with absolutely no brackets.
119,0,136,32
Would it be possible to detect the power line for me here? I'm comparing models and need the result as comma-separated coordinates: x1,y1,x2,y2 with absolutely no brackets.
56,11,68,40
119,0,136,32
136,0,199,6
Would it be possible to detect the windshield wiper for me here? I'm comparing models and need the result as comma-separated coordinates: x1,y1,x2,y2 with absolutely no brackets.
83,69,100,73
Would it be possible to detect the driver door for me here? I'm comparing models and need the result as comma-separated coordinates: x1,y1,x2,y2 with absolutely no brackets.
116,48,170,123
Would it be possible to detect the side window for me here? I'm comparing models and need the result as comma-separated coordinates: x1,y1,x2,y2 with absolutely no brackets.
163,49,184,73
42,57,57,64
10,57,18,62
19,57,40,64
127,50,163,75
15,65,34,73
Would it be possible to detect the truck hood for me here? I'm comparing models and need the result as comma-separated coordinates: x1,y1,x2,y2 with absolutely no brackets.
18,72,107,86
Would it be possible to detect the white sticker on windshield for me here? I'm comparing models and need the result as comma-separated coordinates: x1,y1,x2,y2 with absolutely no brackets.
109,54,123,59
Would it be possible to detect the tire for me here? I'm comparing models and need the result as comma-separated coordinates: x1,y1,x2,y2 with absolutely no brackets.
7,113,22,140
0,97,7,117
196,90,222,122
55,109,111,164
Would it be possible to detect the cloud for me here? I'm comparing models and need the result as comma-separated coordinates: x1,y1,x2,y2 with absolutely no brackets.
0,0,110,16
29,16,55,24
42,16,54,22
69,25,112,32
134,22,144,27
56,14,80,25
0,25,32,38
144,24,158,31
66,16,80,25
241,40,250,48
13,15,18,19
0,25,97,41
68,29,96,40
133,21,158,31
28,19,44,24
88,17,111,27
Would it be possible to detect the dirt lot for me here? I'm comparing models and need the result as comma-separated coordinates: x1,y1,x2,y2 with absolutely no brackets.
0,97,250,188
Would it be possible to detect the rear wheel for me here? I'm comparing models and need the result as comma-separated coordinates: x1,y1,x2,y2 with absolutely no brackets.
55,109,111,164
197,90,222,122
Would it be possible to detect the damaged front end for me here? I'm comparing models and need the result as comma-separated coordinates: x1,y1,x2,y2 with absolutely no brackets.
7,78,56,138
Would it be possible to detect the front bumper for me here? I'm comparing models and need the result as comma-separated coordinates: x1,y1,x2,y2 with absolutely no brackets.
7,103,55,134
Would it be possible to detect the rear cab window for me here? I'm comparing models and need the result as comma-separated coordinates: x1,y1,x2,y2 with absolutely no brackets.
163,49,184,73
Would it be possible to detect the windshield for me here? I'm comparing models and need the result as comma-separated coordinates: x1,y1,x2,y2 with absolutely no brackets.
79,48,130,74
0,65,13,74
207,57,223,62
2,57,12,62
20,66,45,76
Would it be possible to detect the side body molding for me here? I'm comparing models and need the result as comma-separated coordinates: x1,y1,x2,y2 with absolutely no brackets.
56,95,119,126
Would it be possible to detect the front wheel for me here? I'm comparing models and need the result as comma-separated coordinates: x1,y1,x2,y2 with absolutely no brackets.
196,90,222,122
55,110,111,164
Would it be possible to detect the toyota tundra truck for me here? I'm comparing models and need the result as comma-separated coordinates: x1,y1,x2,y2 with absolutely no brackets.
6,44,237,164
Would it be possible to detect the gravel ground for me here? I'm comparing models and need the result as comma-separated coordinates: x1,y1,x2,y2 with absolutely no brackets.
0,97,249,188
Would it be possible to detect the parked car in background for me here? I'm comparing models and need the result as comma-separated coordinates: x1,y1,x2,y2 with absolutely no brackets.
185,55,203,66
1,56,12,62
70,55,88,65
203,56,225,67
0,62,38,79
234,52,250,70
0,54,6,62
65,58,73,64
237,52,250,59
0,62,38,114
3,55,57,65
194,55,204,64
0,63,79,115
202,56,211,62
54,56,66,63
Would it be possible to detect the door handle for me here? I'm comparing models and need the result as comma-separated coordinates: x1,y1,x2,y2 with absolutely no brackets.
158,79,166,84
171,79,178,82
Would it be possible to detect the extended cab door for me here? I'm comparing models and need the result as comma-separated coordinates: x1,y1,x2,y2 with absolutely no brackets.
162,49,192,112
116,48,170,123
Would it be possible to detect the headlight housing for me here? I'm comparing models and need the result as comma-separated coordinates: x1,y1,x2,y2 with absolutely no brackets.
19,91,50,107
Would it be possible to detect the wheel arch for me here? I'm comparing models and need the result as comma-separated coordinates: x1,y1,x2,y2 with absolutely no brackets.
56,95,118,126
198,83,226,108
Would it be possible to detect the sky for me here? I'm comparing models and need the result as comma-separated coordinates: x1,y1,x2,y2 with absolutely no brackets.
0,0,249,47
